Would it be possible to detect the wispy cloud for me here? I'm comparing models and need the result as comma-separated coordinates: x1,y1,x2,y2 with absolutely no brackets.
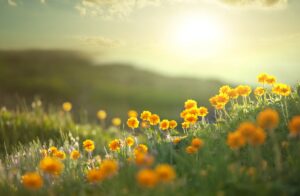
218,0,288,8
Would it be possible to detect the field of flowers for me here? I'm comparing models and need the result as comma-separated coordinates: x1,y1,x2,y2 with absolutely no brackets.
1,73,300,196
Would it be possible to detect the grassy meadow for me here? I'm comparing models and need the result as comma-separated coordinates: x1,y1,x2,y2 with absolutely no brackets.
1,72,300,196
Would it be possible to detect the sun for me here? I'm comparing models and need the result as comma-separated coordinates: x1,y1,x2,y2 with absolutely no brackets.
170,13,226,58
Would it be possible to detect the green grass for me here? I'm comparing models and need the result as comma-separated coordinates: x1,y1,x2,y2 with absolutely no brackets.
0,84,300,195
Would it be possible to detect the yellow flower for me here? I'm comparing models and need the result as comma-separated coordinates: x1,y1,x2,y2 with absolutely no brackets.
227,88,239,99
266,75,276,84
191,138,204,149
257,73,268,84
198,107,208,117
272,83,291,96
185,146,198,154
169,120,178,129
21,172,43,190
254,87,265,96
136,169,158,188
100,159,118,178
83,139,95,152
86,169,104,183
209,96,218,106
135,153,154,167
134,144,148,155
128,110,138,118
236,85,252,97
141,121,150,128
127,117,139,129
109,139,121,151
172,137,181,144
149,114,160,125
62,102,72,112
126,136,135,147
155,164,176,183
187,107,199,116
184,99,197,110
54,150,66,160
70,150,80,160
257,108,279,130
160,119,170,131
180,109,189,119
227,131,246,150
140,111,152,121
184,114,198,124
248,127,266,146
39,157,64,176
219,85,231,95
182,122,190,129
112,117,121,126
40,149,47,157
237,122,257,138
48,146,58,155
97,110,107,120
289,116,300,136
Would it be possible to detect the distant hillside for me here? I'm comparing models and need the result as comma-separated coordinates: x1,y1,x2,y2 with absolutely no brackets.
0,49,226,121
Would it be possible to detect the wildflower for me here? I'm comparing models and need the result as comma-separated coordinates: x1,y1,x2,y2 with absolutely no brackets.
128,110,138,118
100,159,118,178
227,132,246,150
149,114,160,125
136,169,158,188
209,96,218,106
62,102,72,112
112,117,121,126
127,117,139,129
272,83,291,96
135,153,154,167
173,137,181,144
248,128,266,146
258,73,268,84
216,94,229,105
169,120,178,129
219,85,231,95
125,136,135,147
254,87,265,96
48,146,58,155
288,116,300,136
140,111,152,121
97,110,107,120
134,144,148,155
236,85,252,97
198,107,208,117
237,122,257,138
21,172,43,190
188,107,199,116
54,150,66,160
160,119,170,131
191,138,204,149
39,157,64,176
184,99,197,110
184,114,198,124
141,121,150,128
180,110,189,119
109,139,121,151
40,149,47,157
227,88,239,99
70,150,80,160
86,169,104,183
83,139,95,152
182,122,190,129
266,75,276,84
155,164,176,183
185,146,198,154
257,108,279,130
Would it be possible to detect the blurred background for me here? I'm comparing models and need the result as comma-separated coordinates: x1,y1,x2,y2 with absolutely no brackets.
0,0,300,121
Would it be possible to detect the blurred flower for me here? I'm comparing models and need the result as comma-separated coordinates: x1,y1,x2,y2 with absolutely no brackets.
191,138,204,150
258,73,268,84
109,139,121,151
184,99,197,110
237,122,257,138
198,107,208,117
135,153,154,167
182,122,190,129
248,127,266,146
39,157,64,176
257,108,279,130
48,146,58,155
227,131,246,150
125,136,135,147
86,169,104,183
141,121,150,128
140,111,152,121
54,150,66,160
185,146,198,154
266,75,276,84
247,167,256,177
83,139,95,152
236,85,252,97
70,150,80,160
112,117,121,126
100,159,118,178
169,120,177,129
40,149,47,157
254,87,265,96
134,144,148,155
97,110,107,120
188,107,199,116
289,116,300,137
136,169,158,188
62,102,72,112
155,164,176,183
21,172,43,190
128,110,138,118
227,88,239,99
180,109,189,119
127,117,139,129
149,114,160,125
272,83,291,96
184,114,198,124
172,137,181,144
160,119,169,131
219,85,231,95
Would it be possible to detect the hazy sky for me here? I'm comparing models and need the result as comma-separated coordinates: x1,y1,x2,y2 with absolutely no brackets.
0,0,300,84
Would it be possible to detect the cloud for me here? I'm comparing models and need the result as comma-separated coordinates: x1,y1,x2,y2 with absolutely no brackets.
8,0,17,6
219,0,288,7
76,35,125,49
